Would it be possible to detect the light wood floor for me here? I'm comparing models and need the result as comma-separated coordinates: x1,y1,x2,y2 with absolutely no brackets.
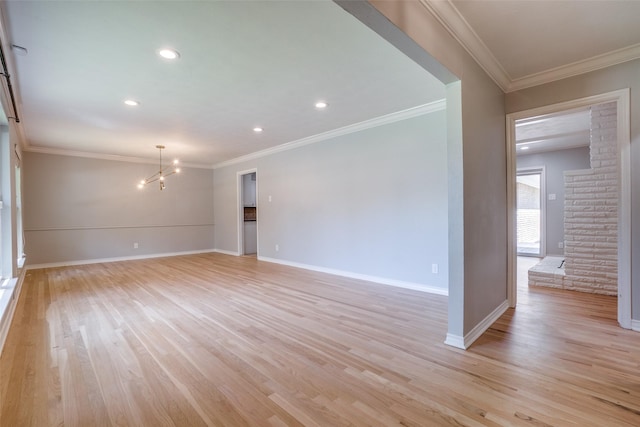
1,253,639,426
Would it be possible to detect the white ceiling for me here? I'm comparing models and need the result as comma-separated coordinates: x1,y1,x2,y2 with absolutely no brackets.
435,0,640,154
430,0,640,91
515,107,591,156
3,1,445,166
5,1,640,166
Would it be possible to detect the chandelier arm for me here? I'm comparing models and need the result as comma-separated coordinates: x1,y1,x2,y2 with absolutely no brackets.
144,176,161,184
144,171,162,182
137,145,179,189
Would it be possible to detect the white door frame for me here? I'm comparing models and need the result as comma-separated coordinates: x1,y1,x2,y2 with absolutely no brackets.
237,168,258,256
516,166,546,258
506,89,631,330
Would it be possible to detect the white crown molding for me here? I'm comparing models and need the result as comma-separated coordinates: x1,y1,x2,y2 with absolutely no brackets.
23,145,213,169
23,99,444,171
418,0,511,92
507,42,640,92
419,1,640,93
15,122,29,152
213,99,446,169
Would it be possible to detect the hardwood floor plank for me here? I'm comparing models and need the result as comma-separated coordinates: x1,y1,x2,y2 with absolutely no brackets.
1,253,640,426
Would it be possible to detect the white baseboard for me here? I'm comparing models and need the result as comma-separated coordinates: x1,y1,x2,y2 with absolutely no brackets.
632,319,640,332
444,299,510,350
213,249,241,256
0,268,27,356
444,333,465,349
258,256,448,296
26,249,216,270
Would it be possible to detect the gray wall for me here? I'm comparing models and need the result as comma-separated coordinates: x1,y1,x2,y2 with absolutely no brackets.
505,58,640,322
23,152,214,265
368,1,507,339
214,111,449,291
517,147,591,255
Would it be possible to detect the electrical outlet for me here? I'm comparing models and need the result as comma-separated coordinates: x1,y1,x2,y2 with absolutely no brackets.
558,242,564,249
134,242,139,249
275,244,279,252
432,263,438,274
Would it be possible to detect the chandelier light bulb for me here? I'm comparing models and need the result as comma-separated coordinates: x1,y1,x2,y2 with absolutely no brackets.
175,168,181,173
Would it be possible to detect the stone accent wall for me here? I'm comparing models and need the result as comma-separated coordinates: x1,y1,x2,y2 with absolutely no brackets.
562,102,618,295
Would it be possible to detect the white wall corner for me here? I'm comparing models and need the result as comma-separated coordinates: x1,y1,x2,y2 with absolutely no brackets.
213,248,241,257
445,299,510,350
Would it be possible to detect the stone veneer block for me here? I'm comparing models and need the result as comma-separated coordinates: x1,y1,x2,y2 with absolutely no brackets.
555,101,618,296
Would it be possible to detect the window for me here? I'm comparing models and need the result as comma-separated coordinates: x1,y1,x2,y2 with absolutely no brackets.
516,169,544,257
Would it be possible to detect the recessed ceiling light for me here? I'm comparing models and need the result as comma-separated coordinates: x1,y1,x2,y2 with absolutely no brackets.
519,146,530,150
315,101,328,109
253,127,263,133
124,99,139,106
158,48,180,60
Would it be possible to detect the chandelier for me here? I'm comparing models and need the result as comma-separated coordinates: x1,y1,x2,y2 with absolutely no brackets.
137,145,180,190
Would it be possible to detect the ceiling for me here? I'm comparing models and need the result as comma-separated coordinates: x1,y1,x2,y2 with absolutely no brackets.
515,107,591,156
3,0,445,167
429,0,640,154
431,0,640,91
4,1,640,166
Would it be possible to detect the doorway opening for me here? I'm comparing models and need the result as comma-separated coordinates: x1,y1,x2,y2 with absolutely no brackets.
237,169,258,256
506,89,631,329
516,168,545,257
